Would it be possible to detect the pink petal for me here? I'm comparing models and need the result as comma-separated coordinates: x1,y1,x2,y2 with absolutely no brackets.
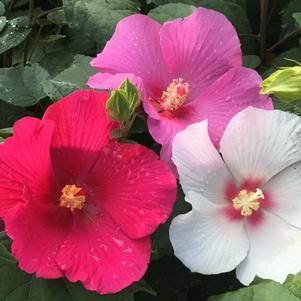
5,202,70,278
0,117,58,216
90,14,169,94
159,7,242,100
147,105,201,172
57,211,150,294
194,67,273,147
43,90,117,184
85,142,176,239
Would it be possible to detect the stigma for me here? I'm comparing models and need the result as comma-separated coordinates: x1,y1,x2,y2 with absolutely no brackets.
232,188,264,216
60,184,86,212
160,78,189,111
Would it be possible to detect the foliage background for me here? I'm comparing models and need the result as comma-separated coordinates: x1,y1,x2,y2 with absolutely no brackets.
0,0,301,300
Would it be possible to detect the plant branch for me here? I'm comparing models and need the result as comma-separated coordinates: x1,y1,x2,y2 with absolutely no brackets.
267,27,301,52
260,0,269,63
30,6,63,26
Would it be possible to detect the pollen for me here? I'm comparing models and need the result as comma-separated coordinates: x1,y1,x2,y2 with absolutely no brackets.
232,188,264,216
160,78,189,111
60,184,86,212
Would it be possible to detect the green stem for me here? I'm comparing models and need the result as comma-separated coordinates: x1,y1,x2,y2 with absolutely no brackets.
27,25,43,63
23,0,34,66
30,6,63,26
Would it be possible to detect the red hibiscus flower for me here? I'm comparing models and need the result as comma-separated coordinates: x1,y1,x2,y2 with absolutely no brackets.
0,90,176,294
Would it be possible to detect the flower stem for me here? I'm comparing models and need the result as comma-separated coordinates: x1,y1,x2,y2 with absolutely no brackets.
260,0,269,64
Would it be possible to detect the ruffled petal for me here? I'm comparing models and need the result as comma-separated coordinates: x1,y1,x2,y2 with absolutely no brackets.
172,121,233,204
85,142,176,239
170,191,249,274
263,162,301,228
220,107,301,184
90,14,168,92
193,67,273,147
57,211,150,294
159,7,242,100
0,117,58,216
5,202,70,278
236,210,301,285
43,90,117,184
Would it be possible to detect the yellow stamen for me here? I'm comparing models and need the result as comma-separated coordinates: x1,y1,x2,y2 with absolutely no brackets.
60,184,86,212
160,78,189,111
232,188,264,216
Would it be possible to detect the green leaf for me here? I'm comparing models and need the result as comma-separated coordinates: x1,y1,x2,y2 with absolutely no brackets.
243,55,261,69
293,13,301,26
0,1,5,16
42,55,95,101
119,78,140,111
148,3,196,23
63,0,140,49
282,0,301,26
0,16,7,32
47,8,68,25
209,281,300,301
0,16,31,54
0,63,50,107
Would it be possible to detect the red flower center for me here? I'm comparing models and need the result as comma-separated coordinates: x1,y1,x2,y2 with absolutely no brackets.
60,184,86,211
159,78,190,111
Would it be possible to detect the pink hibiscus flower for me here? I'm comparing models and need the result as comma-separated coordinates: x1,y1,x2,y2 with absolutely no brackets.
0,90,176,294
88,7,273,172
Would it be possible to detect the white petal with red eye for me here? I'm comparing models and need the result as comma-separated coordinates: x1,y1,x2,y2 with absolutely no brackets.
263,162,301,228
236,210,301,285
172,120,234,204
220,107,301,184
170,191,249,274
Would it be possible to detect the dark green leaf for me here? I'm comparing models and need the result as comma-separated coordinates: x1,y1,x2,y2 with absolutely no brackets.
243,55,261,69
0,63,50,107
148,3,196,23
0,16,31,54
0,100,26,128
47,9,68,25
42,55,94,101
63,0,140,49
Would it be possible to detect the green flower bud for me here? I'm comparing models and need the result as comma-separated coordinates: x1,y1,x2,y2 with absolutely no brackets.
260,66,301,101
106,89,131,122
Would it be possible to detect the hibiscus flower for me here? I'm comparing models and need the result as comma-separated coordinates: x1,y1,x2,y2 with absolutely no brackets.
88,8,272,172
170,107,301,285
0,90,176,294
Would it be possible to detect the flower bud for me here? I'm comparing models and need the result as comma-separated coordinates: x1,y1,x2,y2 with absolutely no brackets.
260,66,301,101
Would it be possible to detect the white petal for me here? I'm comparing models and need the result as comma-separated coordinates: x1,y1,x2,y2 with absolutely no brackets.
263,162,301,228
220,107,301,184
170,191,249,274
172,120,234,204
236,210,301,285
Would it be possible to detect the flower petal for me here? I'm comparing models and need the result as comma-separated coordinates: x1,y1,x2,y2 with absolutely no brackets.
263,162,301,228
5,202,70,278
159,7,242,99
85,142,176,239
57,211,150,294
0,117,58,216
194,67,273,147
172,121,233,204
236,210,301,285
220,107,301,184
43,90,117,184
90,14,168,91
170,191,249,274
